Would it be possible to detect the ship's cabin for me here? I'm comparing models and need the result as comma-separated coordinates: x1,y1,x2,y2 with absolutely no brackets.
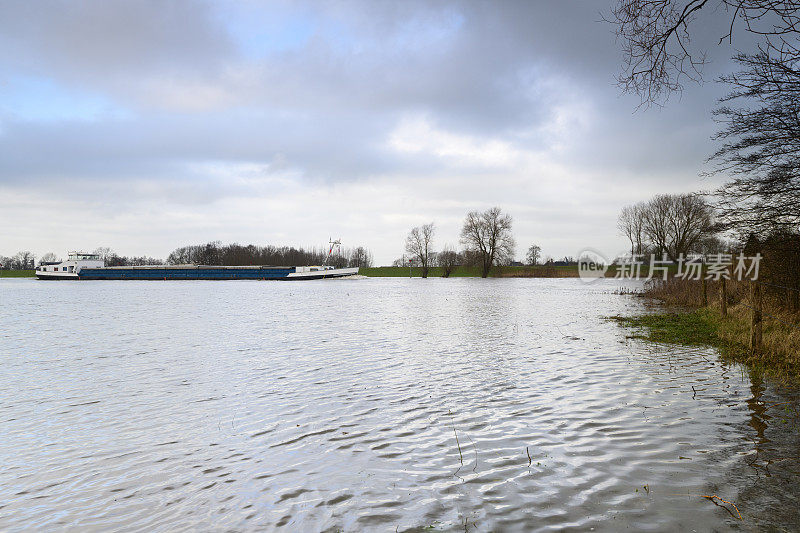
295,265,336,273
36,252,104,273
68,252,100,261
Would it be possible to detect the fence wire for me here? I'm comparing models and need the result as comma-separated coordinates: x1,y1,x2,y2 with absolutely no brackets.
738,301,800,332
750,279,800,294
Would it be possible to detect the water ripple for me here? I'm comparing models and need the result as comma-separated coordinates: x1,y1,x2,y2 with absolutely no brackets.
1,277,799,531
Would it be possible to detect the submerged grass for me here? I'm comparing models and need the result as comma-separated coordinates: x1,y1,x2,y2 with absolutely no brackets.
608,309,724,347
611,279,800,379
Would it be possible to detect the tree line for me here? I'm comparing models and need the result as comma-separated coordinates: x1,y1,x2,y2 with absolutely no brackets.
165,241,373,268
617,193,722,261
0,251,36,270
399,207,567,278
1,243,374,269
402,207,521,278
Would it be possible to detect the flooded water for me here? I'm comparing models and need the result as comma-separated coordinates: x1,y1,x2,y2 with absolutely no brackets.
1,277,799,531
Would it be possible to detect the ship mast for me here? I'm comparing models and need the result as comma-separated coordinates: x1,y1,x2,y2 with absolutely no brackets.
323,238,341,267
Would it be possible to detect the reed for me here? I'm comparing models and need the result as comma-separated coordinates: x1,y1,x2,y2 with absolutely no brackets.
495,266,580,278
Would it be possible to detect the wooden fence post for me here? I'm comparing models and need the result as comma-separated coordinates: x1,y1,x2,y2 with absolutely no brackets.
720,277,727,317
750,282,763,352
701,277,708,306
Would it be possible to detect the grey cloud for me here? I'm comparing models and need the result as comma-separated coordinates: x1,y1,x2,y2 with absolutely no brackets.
0,0,234,79
0,1,768,262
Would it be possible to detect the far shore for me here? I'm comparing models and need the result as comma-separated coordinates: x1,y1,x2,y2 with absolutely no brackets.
3,265,661,279
0,266,593,279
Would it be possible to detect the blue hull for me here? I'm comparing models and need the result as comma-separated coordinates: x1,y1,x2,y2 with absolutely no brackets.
78,267,297,280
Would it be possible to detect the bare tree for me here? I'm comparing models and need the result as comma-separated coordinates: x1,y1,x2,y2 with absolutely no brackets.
711,51,800,235
608,1,800,106
437,245,461,278
12,251,35,269
617,202,647,255
39,252,59,264
641,193,714,260
348,246,373,268
460,207,515,277
405,223,435,278
166,241,373,267
525,244,541,266
93,247,115,262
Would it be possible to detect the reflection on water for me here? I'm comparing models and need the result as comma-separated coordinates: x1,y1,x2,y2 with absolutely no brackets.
1,277,799,531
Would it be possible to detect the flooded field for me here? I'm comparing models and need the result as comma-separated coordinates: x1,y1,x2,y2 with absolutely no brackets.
1,277,799,531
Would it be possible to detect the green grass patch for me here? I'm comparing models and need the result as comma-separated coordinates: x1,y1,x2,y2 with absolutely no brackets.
607,309,724,347
0,269,35,277
604,308,800,377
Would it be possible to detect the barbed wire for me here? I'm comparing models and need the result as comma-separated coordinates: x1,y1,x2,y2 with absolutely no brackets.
749,278,800,294
739,302,800,332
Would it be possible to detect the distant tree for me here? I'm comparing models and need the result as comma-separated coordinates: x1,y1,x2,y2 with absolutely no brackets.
641,193,714,260
617,202,647,255
525,244,541,266
405,222,435,278
39,252,59,264
93,247,115,262
460,207,515,277
696,235,731,255
437,245,461,278
166,241,373,267
106,255,164,266
348,246,373,268
12,251,35,269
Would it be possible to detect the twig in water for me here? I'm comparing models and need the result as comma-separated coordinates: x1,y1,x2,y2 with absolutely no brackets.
526,446,532,466
692,386,697,399
453,426,463,466
446,410,466,479
465,433,478,473
701,494,742,520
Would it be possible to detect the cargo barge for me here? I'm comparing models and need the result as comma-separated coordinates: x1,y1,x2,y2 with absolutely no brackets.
35,252,359,280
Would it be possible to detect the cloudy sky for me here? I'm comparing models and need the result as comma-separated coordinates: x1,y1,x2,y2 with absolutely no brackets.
0,0,742,264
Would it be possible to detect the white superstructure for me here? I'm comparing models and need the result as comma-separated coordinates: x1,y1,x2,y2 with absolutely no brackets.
287,266,360,278
35,252,105,280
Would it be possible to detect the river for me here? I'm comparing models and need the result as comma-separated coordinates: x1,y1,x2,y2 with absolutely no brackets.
1,277,798,531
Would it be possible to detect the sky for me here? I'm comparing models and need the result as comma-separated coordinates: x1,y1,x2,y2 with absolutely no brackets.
0,0,745,265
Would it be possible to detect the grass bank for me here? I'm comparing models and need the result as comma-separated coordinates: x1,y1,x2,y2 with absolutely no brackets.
0,270,35,277
611,279,800,378
361,264,678,278
360,266,482,277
